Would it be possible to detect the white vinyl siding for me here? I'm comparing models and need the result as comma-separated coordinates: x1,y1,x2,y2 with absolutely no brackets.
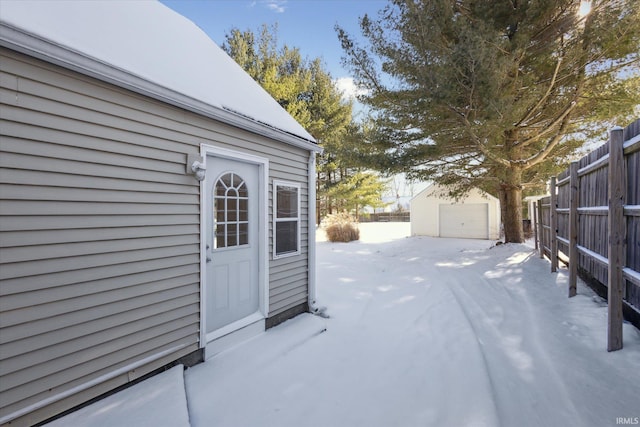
0,47,310,425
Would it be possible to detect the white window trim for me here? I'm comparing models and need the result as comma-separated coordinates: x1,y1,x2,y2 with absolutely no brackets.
273,180,301,259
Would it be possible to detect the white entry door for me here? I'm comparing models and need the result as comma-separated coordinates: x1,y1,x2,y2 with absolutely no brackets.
205,155,260,337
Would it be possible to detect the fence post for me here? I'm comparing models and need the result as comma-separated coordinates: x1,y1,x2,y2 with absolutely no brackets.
533,201,539,251
608,126,625,351
569,162,579,297
550,176,558,272
537,200,544,258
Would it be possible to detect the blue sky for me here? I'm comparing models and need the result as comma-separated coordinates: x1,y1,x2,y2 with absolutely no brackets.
159,0,421,200
160,0,387,91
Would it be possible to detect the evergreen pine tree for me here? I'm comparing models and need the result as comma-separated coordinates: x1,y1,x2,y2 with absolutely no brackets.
223,25,389,222
338,0,640,242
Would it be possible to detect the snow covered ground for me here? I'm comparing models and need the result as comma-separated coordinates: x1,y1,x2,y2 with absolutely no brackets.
48,223,640,426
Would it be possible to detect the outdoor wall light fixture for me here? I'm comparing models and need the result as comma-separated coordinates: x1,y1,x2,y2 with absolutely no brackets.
187,154,206,181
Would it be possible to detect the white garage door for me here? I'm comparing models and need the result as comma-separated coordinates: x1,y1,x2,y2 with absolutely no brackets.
439,203,488,239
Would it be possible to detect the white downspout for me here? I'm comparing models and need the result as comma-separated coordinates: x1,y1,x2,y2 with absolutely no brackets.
308,150,327,316
308,150,318,312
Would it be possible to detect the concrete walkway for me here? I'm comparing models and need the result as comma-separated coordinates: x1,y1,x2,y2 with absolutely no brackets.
45,313,328,427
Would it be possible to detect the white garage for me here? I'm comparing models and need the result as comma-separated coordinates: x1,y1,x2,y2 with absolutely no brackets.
411,184,501,240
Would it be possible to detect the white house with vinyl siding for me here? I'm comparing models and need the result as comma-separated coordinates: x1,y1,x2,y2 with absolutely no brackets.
0,1,321,425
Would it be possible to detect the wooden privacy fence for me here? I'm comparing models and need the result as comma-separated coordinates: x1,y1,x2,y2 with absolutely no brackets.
360,212,410,222
534,119,640,351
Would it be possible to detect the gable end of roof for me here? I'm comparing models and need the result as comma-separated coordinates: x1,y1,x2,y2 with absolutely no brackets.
0,2,321,153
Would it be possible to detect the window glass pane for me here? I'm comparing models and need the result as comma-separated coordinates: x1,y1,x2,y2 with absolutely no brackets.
216,173,232,196
277,186,298,218
215,224,226,248
215,198,225,223
239,199,248,221
227,224,237,246
276,221,298,254
227,198,237,222
238,182,248,197
239,223,249,245
221,173,233,188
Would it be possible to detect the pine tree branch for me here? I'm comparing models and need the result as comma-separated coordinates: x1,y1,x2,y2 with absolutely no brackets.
517,57,563,128
519,100,576,168
519,99,576,149
449,106,512,168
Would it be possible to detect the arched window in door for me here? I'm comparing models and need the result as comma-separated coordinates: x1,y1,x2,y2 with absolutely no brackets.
214,172,248,249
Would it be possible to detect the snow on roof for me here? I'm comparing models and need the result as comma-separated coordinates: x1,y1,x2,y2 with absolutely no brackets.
411,183,499,202
0,0,317,145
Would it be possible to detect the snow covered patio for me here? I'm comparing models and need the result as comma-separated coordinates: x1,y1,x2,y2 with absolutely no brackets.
48,223,640,427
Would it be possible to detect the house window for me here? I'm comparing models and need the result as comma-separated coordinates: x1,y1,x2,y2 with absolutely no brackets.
214,173,249,249
274,181,300,258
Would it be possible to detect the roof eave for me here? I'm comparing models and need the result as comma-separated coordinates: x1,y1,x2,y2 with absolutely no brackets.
0,22,322,153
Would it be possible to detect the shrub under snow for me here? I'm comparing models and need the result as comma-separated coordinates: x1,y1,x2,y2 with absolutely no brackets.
324,212,360,242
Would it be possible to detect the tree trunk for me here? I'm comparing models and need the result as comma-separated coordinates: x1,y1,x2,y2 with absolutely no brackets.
500,168,524,243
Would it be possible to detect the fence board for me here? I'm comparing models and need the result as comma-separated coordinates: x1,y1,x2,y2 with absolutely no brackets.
608,127,625,351
551,177,558,272
569,162,579,297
